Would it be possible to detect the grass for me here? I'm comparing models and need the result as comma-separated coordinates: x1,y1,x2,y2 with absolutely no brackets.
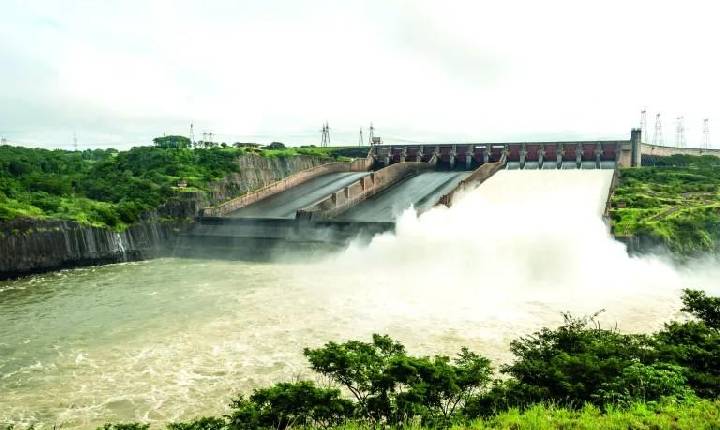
610,155,720,254
330,400,720,429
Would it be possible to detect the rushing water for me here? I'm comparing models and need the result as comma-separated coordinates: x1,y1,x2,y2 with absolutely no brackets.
2,170,719,429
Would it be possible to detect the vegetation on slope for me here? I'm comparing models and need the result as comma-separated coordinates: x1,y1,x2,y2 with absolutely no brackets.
68,289,720,429
610,154,720,254
0,140,356,230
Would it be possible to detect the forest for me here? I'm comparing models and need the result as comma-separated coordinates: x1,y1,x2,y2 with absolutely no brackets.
0,140,350,230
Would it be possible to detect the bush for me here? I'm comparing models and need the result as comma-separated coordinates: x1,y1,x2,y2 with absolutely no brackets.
227,381,353,430
500,312,653,407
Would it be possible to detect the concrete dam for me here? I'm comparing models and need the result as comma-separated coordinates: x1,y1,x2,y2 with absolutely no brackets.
178,130,643,256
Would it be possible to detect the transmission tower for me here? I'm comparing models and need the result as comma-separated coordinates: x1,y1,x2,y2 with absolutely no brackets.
653,113,663,146
675,116,686,148
368,122,375,146
1,136,7,145
320,122,330,147
190,122,195,147
358,128,364,146
703,118,710,149
73,131,78,151
640,109,647,143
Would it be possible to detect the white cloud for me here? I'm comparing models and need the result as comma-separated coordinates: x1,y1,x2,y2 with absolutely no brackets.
0,0,718,148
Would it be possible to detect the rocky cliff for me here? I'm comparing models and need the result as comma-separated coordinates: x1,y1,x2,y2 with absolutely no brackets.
0,154,328,280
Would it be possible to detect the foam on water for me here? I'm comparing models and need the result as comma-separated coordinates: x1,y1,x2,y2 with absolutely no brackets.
1,169,719,428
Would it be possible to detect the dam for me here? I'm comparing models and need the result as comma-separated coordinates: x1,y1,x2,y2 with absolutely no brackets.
179,130,642,252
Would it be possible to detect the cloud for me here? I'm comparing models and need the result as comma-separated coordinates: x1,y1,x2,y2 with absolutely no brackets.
0,0,718,148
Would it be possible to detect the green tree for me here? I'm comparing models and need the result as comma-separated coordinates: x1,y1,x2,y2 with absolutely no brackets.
227,381,353,430
304,334,405,419
152,135,192,149
681,289,720,329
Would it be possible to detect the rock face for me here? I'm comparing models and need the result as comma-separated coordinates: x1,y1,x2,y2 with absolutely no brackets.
0,219,178,280
0,154,327,280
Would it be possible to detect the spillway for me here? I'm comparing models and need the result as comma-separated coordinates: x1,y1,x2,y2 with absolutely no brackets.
338,171,469,222
229,171,370,218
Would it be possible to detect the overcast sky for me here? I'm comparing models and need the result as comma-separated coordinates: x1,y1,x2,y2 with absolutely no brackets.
1,0,718,149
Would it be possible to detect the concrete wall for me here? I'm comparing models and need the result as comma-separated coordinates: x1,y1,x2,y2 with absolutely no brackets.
296,158,436,221
201,156,374,217
436,157,506,207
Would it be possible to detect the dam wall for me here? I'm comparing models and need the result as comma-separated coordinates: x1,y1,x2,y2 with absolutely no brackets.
372,129,641,169
202,156,373,217
437,158,506,207
296,159,436,221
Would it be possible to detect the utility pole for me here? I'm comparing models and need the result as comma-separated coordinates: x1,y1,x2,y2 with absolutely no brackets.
675,116,686,148
640,109,647,143
358,128,364,146
704,118,710,149
653,113,663,146
368,122,375,146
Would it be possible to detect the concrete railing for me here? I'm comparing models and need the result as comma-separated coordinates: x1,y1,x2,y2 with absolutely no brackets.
436,155,506,207
296,157,437,221
201,156,374,217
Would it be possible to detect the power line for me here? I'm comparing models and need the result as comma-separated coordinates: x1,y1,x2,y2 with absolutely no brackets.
653,113,663,146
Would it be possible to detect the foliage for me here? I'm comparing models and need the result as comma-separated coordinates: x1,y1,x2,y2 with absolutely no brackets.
153,135,192,149
499,312,654,408
610,155,720,254
97,424,150,430
166,416,227,430
0,144,242,229
227,381,353,430
681,288,720,329
593,361,694,406
304,334,494,426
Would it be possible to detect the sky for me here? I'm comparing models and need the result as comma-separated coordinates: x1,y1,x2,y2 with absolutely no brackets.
1,0,718,149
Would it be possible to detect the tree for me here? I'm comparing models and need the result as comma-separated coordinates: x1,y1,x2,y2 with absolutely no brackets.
501,312,653,407
266,142,286,149
304,334,405,418
227,381,353,430
152,135,191,149
681,289,720,330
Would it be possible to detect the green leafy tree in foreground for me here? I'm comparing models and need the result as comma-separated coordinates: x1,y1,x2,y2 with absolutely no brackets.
227,381,353,430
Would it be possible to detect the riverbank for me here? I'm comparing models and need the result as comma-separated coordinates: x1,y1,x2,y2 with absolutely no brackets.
0,143,353,279
609,154,720,256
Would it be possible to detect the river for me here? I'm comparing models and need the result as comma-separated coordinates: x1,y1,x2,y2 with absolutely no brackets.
2,170,719,428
